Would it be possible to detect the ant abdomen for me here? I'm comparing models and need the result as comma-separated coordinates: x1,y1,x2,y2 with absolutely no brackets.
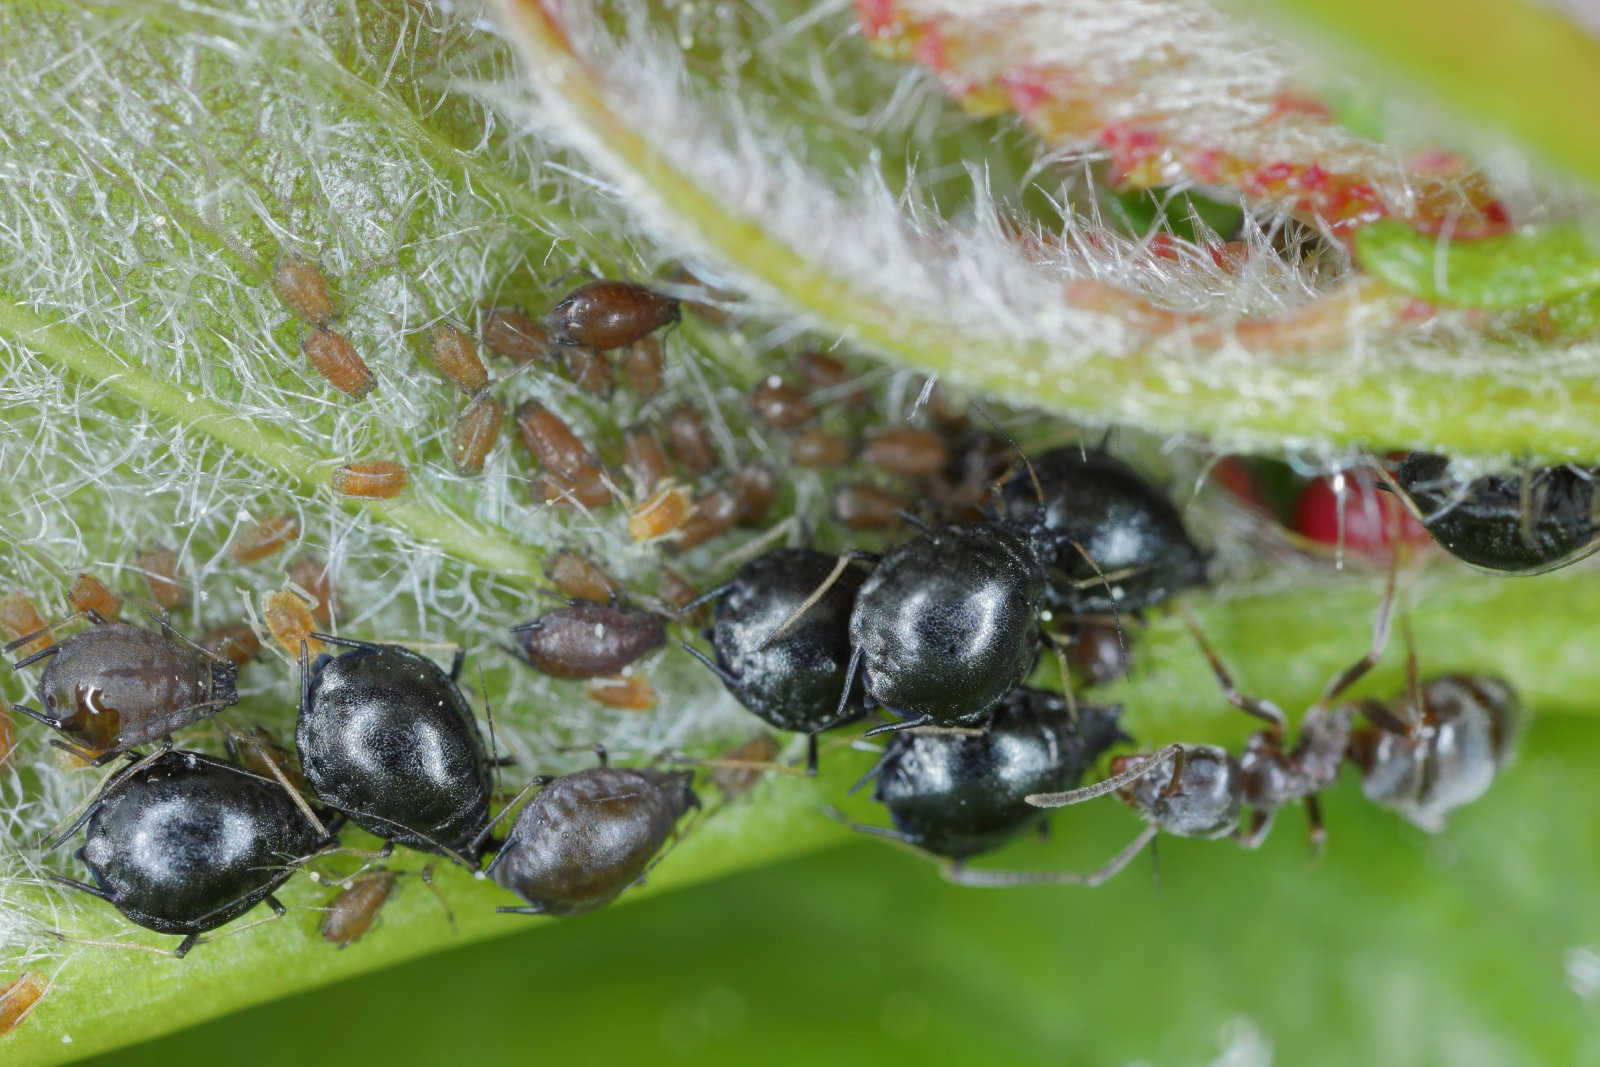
1348,675,1518,832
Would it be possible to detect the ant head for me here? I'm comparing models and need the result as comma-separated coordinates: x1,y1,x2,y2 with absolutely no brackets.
1111,744,1241,839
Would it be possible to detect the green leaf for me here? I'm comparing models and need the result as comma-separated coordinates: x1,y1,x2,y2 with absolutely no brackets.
1355,220,1600,308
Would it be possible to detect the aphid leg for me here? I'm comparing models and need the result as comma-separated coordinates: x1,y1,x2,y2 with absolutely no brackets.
1177,606,1286,735
1518,464,1540,554
8,645,60,670
829,645,864,729
862,713,933,738
678,641,738,686
822,805,923,847
40,752,154,850
1314,552,1397,711
448,647,466,683
173,935,200,959
1305,795,1326,856
1038,631,1079,723
678,582,734,615
939,825,1159,889
806,734,819,777
846,747,895,796
3,609,108,659
420,865,457,930
45,873,112,901
308,632,383,652
9,704,65,729
1025,743,1184,807
496,904,549,916
758,550,877,650
892,509,932,533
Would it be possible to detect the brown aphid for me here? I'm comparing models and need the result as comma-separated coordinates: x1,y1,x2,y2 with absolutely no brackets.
544,550,620,605
796,349,867,407
730,463,777,526
924,380,968,427
749,377,816,429
658,569,701,615
331,461,408,499
487,765,697,916
451,391,504,477
587,674,656,711
482,308,554,364
0,593,52,657
287,555,337,629
619,336,664,396
68,574,121,622
832,483,906,531
562,346,613,396
662,403,717,473
622,425,673,494
546,280,680,351
863,428,949,477
273,256,335,325
231,514,301,564
321,870,398,948
201,623,261,666
429,325,488,393
629,485,692,542
670,487,742,552
0,972,48,1035
536,469,613,511
303,327,375,398
511,604,666,679
263,590,323,657
515,401,592,482
793,428,853,469
709,733,782,799
672,265,737,324
0,704,15,770
136,545,186,611
1062,619,1133,687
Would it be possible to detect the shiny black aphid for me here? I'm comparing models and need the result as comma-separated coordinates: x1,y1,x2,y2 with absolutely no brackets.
1387,452,1600,573
49,749,326,957
487,765,698,916
846,519,1048,731
1001,448,1207,614
868,689,1128,859
296,636,493,862
682,549,867,765
6,618,238,761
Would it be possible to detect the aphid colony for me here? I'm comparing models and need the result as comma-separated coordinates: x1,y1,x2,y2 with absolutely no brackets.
0,268,1537,976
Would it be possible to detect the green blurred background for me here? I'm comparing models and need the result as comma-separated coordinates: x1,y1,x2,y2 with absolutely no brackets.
79,713,1600,1067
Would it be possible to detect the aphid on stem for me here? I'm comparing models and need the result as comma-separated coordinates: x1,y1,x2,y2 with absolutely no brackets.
273,256,335,325
136,545,186,611
231,515,301,564
302,327,375,398
429,324,488,393
67,573,120,622
545,280,680,351
451,391,504,477
331,461,408,499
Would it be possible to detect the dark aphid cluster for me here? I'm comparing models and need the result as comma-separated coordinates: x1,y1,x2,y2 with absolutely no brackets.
1383,452,1600,573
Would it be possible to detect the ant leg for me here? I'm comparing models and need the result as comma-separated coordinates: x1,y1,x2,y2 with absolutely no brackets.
1026,743,1184,808
1314,553,1398,710
1234,808,1274,850
1159,747,1186,797
939,825,1158,889
758,550,876,650
173,934,200,959
862,713,932,738
1177,607,1286,734
1305,795,1326,856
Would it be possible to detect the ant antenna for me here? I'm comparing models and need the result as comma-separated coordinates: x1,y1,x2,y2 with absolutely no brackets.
1026,743,1183,807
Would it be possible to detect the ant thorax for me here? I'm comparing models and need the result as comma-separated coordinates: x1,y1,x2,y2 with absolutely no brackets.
1237,705,1353,813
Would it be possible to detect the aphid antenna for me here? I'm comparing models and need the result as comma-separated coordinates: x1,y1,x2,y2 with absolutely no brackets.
466,775,556,859
686,757,806,779
39,749,160,851
251,743,329,840
1061,540,1129,651
1038,630,1079,723
940,825,1158,889
755,549,877,651
970,401,1045,511
43,929,175,958
419,864,457,931
1025,743,1184,808
478,671,508,798
720,515,801,570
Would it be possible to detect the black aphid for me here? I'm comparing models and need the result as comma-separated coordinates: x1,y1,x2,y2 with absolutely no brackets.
681,548,868,770
296,636,493,862
6,616,238,762
1001,447,1208,614
1386,452,1600,574
49,749,327,957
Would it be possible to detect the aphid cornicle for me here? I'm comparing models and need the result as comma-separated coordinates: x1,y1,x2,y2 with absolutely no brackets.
545,280,680,351
1001,447,1208,614
1385,452,1600,573
296,636,493,861
49,749,327,957
682,549,869,769
509,605,666,679
486,763,699,916
852,690,1132,885
1348,674,1518,832
6,618,239,761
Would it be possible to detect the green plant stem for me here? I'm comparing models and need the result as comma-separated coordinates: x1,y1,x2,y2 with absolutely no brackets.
491,0,1600,464
0,295,545,581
